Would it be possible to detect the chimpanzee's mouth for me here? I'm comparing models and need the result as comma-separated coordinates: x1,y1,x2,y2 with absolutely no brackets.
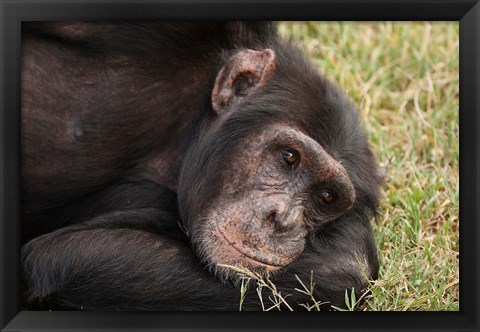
215,226,285,270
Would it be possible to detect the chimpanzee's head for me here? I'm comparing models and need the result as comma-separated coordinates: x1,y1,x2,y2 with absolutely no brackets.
178,46,380,279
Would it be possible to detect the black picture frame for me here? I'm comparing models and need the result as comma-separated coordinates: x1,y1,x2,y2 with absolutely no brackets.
1,1,478,331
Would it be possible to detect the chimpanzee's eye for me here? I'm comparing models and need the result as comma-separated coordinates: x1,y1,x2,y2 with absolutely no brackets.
280,149,299,166
320,190,335,204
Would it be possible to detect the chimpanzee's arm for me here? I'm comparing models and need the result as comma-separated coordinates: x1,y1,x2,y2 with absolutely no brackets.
22,209,246,311
22,208,377,311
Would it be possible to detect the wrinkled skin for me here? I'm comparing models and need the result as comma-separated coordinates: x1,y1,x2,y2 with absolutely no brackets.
21,22,382,311
189,124,356,276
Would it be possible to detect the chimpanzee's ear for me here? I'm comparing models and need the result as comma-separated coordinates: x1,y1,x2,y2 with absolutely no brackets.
211,48,276,115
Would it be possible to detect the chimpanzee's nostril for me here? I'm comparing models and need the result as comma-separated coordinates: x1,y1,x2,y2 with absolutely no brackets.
268,211,285,232
267,206,305,233
267,211,277,224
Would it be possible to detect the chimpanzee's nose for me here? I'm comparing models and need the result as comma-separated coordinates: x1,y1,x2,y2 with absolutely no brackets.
269,204,305,232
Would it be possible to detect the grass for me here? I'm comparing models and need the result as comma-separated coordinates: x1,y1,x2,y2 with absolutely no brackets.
258,22,459,311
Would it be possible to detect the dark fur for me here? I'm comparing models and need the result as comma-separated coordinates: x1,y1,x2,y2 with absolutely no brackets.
21,22,382,310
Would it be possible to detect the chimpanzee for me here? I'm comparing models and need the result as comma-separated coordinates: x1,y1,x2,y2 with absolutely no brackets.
21,22,383,311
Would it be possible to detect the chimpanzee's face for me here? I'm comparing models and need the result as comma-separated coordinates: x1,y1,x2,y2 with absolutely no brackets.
178,47,358,279
187,123,355,277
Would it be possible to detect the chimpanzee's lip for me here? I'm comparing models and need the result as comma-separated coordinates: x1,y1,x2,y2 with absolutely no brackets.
215,226,285,270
